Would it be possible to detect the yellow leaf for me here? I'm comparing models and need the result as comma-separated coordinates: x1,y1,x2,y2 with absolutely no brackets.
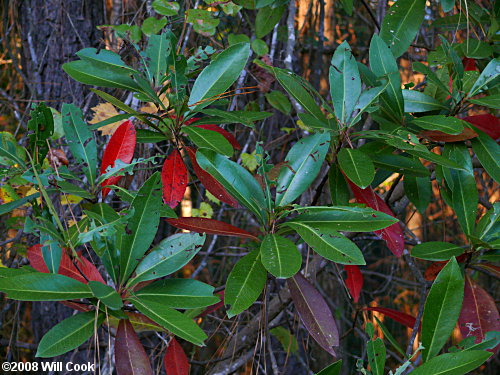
89,103,122,136
61,195,83,205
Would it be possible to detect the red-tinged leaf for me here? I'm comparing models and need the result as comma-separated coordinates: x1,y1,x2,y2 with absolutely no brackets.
463,57,477,72
185,147,238,207
344,265,363,303
115,319,154,375
197,291,224,318
364,307,416,329
420,128,478,142
464,114,500,141
287,273,339,357
424,255,468,281
27,245,105,284
100,120,136,198
347,181,405,257
458,275,500,351
164,338,190,375
475,263,500,279
59,301,92,312
166,217,259,241
193,124,241,150
161,150,188,208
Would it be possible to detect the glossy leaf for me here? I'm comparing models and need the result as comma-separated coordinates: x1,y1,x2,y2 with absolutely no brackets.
329,41,361,123
288,273,339,356
275,132,331,206
344,265,363,303
36,311,104,358
188,43,250,111
115,319,154,375
0,273,92,301
134,278,219,309
338,149,375,189
286,222,365,265
100,120,136,198
364,307,416,328
402,89,448,113
164,338,189,375
255,5,285,38
166,217,258,241
88,281,123,310
196,149,267,223
412,116,465,135
143,33,170,86
367,338,386,375
315,360,342,375
193,124,241,150
411,242,464,261
328,164,350,205
379,0,426,57
120,172,162,283
469,58,500,96
422,257,464,362
183,125,233,156
162,150,188,208
130,232,205,285
225,250,267,317
372,154,429,177
410,350,492,375
288,206,398,232
471,128,500,184
185,147,237,207
347,182,405,257
464,114,500,141
458,275,500,348
419,128,478,143
260,234,301,279
130,296,207,346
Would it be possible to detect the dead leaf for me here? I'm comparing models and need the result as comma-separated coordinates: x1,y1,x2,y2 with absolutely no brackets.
89,103,121,135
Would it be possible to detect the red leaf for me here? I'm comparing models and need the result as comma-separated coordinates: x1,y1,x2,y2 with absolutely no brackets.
161,150,188,208
164,338,190,375
193,124,241,150
364,307,416,329
115,319,154,375
419,127,478,142
344,265,363,303
424,255,468,281
347,181,405,257
59,301,92,312
464,114,500,141
166,217,259,241
27,245,105,284
197,291,224,318
185,147,238,207
288,273,339,356
458,275,500,351
463,58,477,72
100,120,137,198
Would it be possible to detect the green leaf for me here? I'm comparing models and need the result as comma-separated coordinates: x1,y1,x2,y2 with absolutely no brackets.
128,232,206,286
471,128,500,184
0,273,92,301
274,68,328,122
143,33,171,86
286,222,365,265
36,312,104,357
411,242,464,261
412,116,465,135
260,234,302,279
338,148,375,189
371,154,429,177
367,338,386,375
373,315,406,357
329,41,361,124
152,0,180,16
56,180,94,199
251,38,269,56
404,176,431,213
186,9,219,36
270,326,299,354
441,0,455,13
421,257,464,362
265,90,291,114
136,129,167,143
461,39,493,59
275,132,331,206
315,360,342,375
369,35,404,121
133,278,219,309
0,131,26,166
142,16,167,35
88,281,123,310
188,43,250,111
469,94,500,109
225,250,267,317
120,172,162,283
130,296,207,346
349,83,389,126
413,62,450,95
402,89,448,112
200,109,272,127
0,193,39,216
255,5,285,38
469,58,500,96
410,350,492,375
62,104,97,188
379,0,426,58
287,206,398,232
328,164,350,205
196,149,267,223
183,125,233,156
